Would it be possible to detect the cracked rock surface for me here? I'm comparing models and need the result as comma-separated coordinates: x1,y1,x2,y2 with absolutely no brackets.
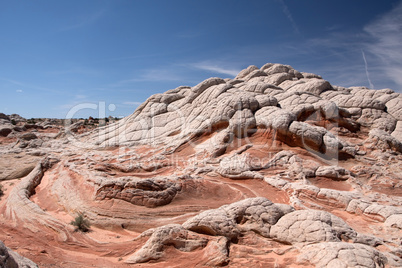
0,63,401,267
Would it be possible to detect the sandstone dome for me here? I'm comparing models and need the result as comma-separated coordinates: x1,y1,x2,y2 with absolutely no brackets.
86,63,401,156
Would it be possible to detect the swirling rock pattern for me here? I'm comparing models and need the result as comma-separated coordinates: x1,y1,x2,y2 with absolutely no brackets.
0,63,401,267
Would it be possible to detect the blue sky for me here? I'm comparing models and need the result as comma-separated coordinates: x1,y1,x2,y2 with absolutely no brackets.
1,0,401,118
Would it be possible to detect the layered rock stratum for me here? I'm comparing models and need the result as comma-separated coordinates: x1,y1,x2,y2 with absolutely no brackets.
0,63,401,267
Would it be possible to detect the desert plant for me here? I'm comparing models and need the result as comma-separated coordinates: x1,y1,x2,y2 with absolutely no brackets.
11,119,16,125
70,213,91,232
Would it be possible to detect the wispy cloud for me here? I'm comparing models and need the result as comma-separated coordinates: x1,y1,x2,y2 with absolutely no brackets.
276,2,402,92
277,0,300,35
190,61,241,77
59,9,105,31
304,60,373,88
16,89,23,93
363,1,402,90
361,49,374,89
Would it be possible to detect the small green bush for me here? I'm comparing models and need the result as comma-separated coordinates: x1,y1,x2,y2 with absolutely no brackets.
70,213,91,232
0,184,4,197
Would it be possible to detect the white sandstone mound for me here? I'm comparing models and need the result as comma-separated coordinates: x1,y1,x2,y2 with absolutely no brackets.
85,63,401,160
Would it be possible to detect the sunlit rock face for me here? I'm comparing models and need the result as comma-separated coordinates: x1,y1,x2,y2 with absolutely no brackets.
0,63,401,267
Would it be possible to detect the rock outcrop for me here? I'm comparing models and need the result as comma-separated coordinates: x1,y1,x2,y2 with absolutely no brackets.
127,197,397,267
95,176,182,208
298,242,387,268
0,241,38,268
183,197,294,239
0,63,401,267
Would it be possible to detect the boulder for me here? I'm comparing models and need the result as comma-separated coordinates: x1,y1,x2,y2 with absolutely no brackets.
0,113,10,121
315,166,349,179
367,128,402,152
183,197,294,239
298,242,387,268
270,210,357,244
0,240,38,268
125,224,209,263
95,176,182,208
19,133,38,141
0,127,12,137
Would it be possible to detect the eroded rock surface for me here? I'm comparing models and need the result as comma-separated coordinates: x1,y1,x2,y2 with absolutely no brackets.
95,176,182,208
183,197,294,239
0,63,401,267
0,240,38,268
270,209,357,244
298,242,388,268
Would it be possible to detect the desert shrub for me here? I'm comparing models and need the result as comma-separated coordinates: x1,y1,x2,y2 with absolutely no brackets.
11,119,16,125
0,184,3,197
70,213,91,232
